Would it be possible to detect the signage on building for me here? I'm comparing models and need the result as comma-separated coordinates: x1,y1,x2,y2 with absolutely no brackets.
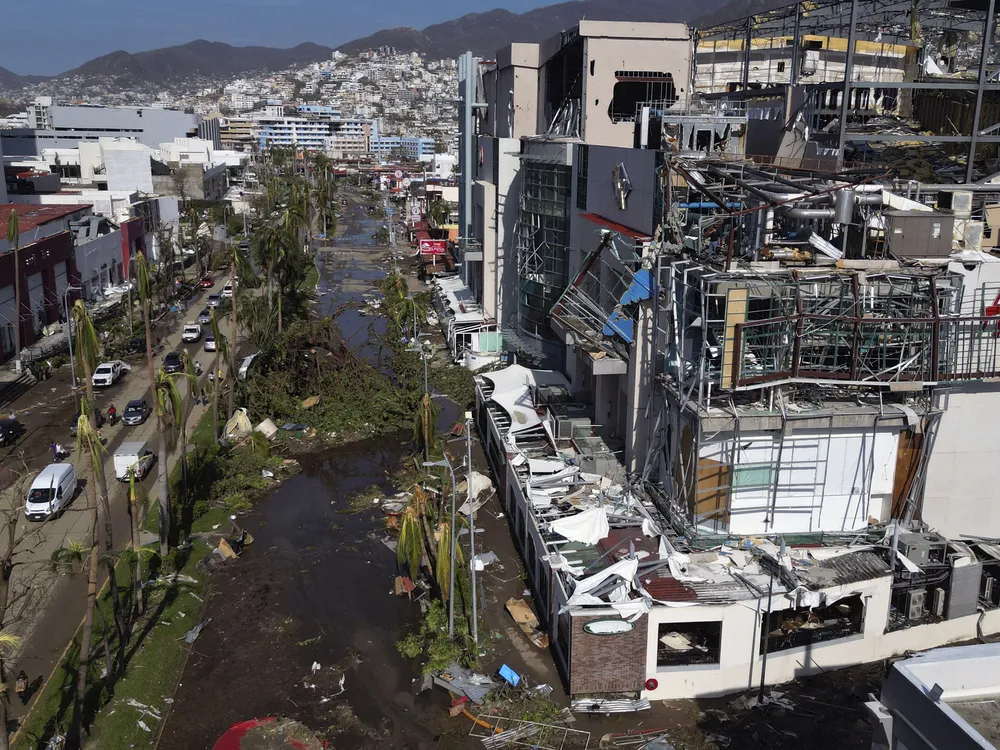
394,170,404,179
419,239,447,255
410,205,422,220
582,619,635,635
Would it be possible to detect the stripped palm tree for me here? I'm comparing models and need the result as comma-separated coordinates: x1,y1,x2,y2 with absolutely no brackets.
209,310,229,444
71,300,127,674
126,468,145,617
153,369,185,555
69,404,104,750
134,252,175,555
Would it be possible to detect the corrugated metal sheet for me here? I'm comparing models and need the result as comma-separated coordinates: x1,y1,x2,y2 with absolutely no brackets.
947,562,983,620
640,568,759,603
798,550,891,589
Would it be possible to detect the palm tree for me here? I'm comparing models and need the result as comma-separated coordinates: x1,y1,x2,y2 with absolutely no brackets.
133,253,170,554
209,310,228,444
179,350,198,490
126,469,145,618
5,211,21,371
71,301,127,674
152,369,184,554
69,404,103,750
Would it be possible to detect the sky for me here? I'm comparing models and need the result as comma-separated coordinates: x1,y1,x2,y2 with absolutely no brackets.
4,0,554,75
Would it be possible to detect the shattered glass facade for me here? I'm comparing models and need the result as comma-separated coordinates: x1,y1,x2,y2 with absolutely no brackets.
516,161,572,345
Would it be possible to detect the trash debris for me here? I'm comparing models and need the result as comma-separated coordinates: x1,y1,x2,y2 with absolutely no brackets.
533,684,553,697
432,662,495,703
498,664,521,687
224,408,253,442
705,734,731,747
449,695,469,717
216,538,238,560
571,697,651,713
255,418,278,440
261,469,275,479
505,598,550,649
473,551,499,571
311,661,321,674
280,423,309,432
183,619,210,644
471,715,591,748
394,576,415,596
137,720,151,732
301,395,321,409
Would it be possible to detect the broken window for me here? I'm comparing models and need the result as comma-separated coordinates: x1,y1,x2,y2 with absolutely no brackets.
657,621,722,667
760,594,864,654
608,71,675,123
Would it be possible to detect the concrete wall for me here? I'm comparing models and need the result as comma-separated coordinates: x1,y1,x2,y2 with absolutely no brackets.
699,426,901,535
580,23,691,148
102,141,154,194
924,385,1000,537
49,105,198,148
642,577,1000,700
75,231,124,301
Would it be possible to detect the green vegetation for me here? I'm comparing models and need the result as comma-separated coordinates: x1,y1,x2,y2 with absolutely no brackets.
15,543,210,749
395,600,469,673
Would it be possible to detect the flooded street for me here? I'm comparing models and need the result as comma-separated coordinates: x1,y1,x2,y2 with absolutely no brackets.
158,436,462,749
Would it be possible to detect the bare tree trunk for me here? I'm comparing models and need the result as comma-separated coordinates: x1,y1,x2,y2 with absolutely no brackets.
12,242,20,371
228,262,237,421
81,360,127,676
127,481,144,618
70,458,100,750
212,351,220,444
143,299,169,557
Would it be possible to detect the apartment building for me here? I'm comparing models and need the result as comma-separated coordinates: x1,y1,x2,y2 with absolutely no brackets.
370,136,435,160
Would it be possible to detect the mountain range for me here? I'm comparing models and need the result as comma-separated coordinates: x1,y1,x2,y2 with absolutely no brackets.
0,0,749,92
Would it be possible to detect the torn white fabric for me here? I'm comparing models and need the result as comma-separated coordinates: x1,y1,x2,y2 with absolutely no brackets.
641,517,660,537
569,558,638,602
549,507,610,545
611,600,650,622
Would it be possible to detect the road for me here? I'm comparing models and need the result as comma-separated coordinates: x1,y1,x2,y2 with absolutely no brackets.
0,277,228,716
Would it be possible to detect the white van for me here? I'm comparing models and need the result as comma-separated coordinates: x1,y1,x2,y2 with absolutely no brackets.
113,441,156,482
25,463,77,521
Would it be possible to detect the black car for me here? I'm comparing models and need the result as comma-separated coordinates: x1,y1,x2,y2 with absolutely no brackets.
122,399,152,426
124,336,147,355
69,408,106,437
162,352,183,374
0,418,25,447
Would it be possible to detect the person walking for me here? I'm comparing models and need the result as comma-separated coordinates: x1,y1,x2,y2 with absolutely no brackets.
15,670,28,705
50,442,58,461
201,388,208,407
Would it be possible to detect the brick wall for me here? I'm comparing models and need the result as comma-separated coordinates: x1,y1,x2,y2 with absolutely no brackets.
569,613,648,695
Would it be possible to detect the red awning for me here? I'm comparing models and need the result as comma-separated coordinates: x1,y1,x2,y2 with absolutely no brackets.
580,213,651,240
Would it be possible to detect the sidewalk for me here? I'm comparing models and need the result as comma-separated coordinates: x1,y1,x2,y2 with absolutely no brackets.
4,287,221,722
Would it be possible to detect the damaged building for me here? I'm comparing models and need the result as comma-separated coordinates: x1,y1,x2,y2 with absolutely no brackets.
452,0,1000,705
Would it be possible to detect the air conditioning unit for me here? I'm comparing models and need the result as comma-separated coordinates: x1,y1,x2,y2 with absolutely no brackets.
939,190,973,217
556,415,591,439
932,588,946,617
905,588,927,620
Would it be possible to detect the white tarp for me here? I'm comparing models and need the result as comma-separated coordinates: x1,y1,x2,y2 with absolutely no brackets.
563,558,639,609
549,507,610,545
491,385,542,434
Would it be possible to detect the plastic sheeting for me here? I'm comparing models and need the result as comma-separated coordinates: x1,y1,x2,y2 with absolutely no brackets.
224,408,253,442
549,507,610,545
491,385,542,434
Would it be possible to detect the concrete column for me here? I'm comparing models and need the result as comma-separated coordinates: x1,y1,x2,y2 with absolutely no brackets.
626,302,654,473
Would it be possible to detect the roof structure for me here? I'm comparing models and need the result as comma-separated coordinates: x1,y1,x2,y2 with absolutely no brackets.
0,204,91,233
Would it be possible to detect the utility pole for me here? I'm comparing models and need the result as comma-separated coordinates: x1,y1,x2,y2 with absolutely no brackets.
466,410,478,651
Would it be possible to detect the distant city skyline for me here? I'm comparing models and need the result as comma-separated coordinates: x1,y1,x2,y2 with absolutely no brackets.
3,0,553,76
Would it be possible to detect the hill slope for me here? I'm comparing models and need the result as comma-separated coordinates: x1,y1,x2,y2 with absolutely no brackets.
55,40,334,85
338,0,722,58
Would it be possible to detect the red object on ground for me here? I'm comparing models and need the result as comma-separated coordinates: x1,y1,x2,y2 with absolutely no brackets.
213,717,278,750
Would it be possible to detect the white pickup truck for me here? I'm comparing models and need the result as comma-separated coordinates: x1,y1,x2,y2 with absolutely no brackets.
113,441,156,481
181,322,203,343
92,360,130,388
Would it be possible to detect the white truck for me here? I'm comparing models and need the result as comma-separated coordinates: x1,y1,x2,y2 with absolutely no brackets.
113,441,156,482
181,322,203,343
92,360,130,388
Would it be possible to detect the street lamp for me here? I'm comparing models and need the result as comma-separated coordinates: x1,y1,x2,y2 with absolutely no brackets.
423,456,457,638
62,285,83,389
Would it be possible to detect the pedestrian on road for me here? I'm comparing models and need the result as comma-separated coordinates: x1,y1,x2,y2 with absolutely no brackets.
50,442,57,461
201,388,208,406
15,671,27,705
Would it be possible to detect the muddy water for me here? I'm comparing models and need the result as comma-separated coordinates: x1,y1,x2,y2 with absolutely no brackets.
158,436,465,749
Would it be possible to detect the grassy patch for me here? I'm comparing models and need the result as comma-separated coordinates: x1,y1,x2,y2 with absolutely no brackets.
14,543,211,749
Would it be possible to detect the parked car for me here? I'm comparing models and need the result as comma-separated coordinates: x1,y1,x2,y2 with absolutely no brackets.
122,399,152,426
206,294,222,308
24,463,77,521
197,308,212,325
124,336,147,355
92,360,130,388
198,276,215,289
70,406,105,436
162,352,183,374
0,418,25,447
182,323,203,343
204,334,217,352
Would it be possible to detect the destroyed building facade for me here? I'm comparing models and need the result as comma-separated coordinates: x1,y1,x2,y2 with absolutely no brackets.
450,0,1000,703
